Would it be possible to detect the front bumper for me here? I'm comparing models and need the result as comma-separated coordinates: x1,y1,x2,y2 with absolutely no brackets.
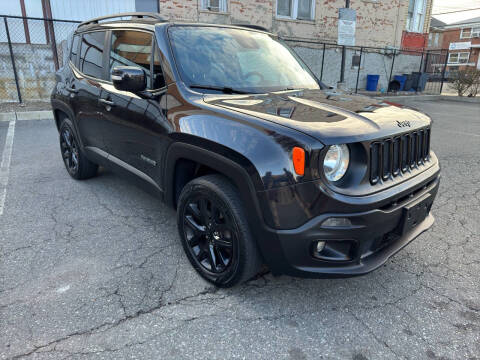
256,168,440,278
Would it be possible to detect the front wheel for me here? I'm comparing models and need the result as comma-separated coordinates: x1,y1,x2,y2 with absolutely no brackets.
177,175,262,287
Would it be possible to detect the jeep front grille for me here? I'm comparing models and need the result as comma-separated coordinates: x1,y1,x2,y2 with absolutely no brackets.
369,128,431,185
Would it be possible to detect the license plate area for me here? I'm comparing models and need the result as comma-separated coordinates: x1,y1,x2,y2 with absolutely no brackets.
398,193,432,235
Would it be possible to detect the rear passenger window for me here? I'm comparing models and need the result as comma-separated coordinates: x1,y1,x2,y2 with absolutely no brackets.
79,31,106,79
70,34,80,65
109,30,153,88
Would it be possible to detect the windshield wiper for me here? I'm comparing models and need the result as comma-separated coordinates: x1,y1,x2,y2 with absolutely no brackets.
189,84,250,94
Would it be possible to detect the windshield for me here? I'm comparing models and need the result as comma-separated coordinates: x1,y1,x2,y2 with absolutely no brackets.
168,26,320,94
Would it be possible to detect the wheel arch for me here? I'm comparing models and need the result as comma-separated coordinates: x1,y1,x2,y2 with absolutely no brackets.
51,99,75,132
164,141,264,211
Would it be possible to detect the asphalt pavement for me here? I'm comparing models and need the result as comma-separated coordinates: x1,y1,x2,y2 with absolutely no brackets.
0,100,479,359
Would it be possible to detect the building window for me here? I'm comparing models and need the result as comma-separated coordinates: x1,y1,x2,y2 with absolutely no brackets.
201,0,228,12
434,33,439,47
461,28,472,39
406,0,426,33
276,0,315,21
448,52,470,65
461,27,480,39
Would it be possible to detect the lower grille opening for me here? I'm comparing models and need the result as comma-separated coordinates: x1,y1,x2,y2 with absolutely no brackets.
379,178,437,211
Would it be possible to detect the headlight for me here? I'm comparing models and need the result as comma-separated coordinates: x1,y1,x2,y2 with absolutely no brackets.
323,144,350,182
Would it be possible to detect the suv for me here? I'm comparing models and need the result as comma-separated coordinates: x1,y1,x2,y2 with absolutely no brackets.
51,13,440,287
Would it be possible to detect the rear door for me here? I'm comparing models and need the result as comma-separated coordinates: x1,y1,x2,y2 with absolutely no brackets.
71,30,109,152
100,29,170,183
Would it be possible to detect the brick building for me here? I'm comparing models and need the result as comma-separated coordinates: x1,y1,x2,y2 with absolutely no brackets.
427,16,480,73
159,0,433,49
4,0,433,49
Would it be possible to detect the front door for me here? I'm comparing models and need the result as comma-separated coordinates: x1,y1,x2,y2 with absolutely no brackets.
99,29,170,185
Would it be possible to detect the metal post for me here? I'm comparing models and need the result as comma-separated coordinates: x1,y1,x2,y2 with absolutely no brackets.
439,49,449,95
19,0,31,44
339,0,350,83
4,17,22,103
320,43,326,81
44,0,59,70
47,19,59,70
388,49,396,93
355,47,363,93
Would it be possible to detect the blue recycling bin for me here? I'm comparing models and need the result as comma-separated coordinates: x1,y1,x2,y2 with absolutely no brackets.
366,75,380,91
394,75,407,91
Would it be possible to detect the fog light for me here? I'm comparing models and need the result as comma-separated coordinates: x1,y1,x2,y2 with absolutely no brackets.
316,241,326,253
321,217,352,228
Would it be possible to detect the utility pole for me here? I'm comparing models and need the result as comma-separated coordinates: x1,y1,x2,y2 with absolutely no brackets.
339,0,350,84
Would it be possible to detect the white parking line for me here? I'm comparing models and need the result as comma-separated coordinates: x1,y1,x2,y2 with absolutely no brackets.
0,115,16,216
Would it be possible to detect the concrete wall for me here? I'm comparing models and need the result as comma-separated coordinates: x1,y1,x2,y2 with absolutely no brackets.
0,41,69,102
158,0,421,48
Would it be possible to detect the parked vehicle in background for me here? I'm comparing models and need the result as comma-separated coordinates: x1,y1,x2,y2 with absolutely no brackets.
51,13,440,287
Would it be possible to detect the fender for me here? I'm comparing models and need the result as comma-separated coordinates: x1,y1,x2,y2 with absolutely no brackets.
164,141,288,273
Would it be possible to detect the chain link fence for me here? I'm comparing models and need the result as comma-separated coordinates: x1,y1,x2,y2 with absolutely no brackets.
0,15,450,103
0,15,80,103
286,39,449,95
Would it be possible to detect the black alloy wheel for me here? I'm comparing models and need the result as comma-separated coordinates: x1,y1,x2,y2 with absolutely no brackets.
183,195,236,274
58,118,98,180
60,126,79,175
177,175,262,287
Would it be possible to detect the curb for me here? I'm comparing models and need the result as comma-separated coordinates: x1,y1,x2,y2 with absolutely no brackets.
374,95,480,104
0,110,54,122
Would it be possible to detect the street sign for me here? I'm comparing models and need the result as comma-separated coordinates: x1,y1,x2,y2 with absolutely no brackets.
338,8,356,46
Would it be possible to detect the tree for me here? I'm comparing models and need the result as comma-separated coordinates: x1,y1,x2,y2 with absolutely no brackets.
450,68,480,97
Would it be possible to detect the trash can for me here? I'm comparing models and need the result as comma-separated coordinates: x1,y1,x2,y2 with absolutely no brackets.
416,73,430,92
411,72,421,90
394,75,407,91
403,73,414,91
366,75,380,91
388,80,401,92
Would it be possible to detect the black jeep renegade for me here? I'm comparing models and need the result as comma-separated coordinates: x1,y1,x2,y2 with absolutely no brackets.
51,13,440,287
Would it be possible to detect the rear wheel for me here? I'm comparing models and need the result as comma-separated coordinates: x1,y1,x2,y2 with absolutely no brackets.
177,175,261,287
59,118,98,180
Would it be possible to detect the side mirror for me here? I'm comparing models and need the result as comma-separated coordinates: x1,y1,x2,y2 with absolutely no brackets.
111,66,146,93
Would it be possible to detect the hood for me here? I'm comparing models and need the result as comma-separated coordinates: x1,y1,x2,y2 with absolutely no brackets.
203,89,431,145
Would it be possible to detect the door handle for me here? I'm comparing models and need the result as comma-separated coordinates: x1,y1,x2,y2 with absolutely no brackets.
98,98,115,106
66,86,78,93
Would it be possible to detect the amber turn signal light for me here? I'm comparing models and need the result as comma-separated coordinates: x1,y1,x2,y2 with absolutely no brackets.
292,147,305,176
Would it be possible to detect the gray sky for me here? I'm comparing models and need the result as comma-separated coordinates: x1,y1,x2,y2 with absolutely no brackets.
432,0,480,24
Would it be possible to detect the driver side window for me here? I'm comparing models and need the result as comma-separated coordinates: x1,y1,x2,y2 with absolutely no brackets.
109,30,165,90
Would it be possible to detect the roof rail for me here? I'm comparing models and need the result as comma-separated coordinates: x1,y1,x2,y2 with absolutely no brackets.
233,24,269,32
78,12,165,28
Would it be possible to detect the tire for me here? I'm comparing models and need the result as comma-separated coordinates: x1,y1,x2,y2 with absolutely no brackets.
177,174,262,287
59,117,98,180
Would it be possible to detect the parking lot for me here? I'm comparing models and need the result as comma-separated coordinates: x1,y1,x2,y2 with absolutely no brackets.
0,100,479,359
